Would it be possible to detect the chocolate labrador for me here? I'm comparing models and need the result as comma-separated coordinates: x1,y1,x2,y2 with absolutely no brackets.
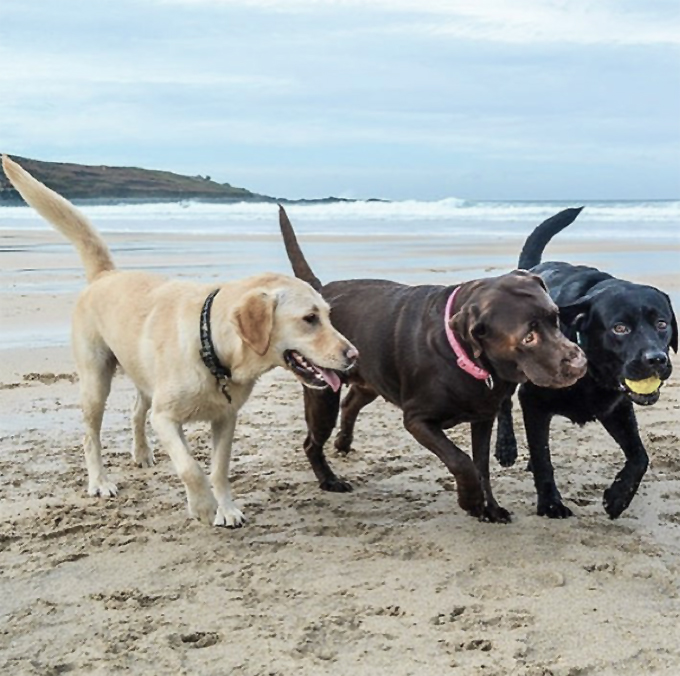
495,207,677,519
278,207,586,523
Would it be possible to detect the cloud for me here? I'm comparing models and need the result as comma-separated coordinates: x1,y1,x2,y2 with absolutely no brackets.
156,0,680,45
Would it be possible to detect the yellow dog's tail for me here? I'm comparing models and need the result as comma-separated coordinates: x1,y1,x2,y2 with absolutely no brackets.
2,155,115,282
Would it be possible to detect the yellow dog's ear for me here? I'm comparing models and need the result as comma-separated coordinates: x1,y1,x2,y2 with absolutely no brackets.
233,291,276,356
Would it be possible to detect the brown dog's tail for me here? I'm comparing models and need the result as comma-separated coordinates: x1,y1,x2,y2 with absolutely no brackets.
2,155,115,283
278,205,322,291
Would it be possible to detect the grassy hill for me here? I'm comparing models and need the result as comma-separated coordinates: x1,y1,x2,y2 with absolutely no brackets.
0,155,273,203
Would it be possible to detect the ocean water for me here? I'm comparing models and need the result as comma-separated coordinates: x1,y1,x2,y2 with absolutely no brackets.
1,198,679,241
1,198,678,350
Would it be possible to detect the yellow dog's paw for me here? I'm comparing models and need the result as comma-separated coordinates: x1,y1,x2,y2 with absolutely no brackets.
88,479,118,498
214,504,246,528
187,492,218,525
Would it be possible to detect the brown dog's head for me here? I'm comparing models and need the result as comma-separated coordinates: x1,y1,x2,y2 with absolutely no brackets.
231,275,357,391
450,270,586,388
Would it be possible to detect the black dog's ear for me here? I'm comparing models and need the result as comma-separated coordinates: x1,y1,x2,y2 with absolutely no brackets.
451,303,484,358
662,293,678,353
558,298,590,327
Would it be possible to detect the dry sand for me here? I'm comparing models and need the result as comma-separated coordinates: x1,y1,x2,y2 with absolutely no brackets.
1,230,680,675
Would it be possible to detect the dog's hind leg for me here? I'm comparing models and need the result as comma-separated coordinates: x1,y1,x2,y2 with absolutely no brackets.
472,420,511,523
131,389,154,467
151,409,217,524
494,396,519,467
210,414,245,528
597,400,648,519
76,344,117,497
519,388,571,518
334,384,377,455
303,386,352,492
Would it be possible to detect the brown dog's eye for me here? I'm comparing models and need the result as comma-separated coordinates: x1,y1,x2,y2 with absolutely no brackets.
612,323,630,335
303,313,319,325
657,320,668,331
522,332,536,345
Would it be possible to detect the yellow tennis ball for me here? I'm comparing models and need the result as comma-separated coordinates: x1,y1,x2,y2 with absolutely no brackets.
624,376,662,395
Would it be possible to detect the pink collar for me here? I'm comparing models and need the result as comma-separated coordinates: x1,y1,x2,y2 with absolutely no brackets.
445,286,494,389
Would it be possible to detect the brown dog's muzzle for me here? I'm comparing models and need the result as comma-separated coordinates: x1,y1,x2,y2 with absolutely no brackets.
520,338,587,389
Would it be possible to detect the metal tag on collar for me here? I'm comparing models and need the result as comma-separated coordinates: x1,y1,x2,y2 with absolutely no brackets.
485,374,494,390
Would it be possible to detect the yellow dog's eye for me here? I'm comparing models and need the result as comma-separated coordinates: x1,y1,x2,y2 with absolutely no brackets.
303,313,318,325
613,323,630,335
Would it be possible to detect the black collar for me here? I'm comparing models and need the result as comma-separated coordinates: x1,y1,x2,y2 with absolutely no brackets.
199,289,232,401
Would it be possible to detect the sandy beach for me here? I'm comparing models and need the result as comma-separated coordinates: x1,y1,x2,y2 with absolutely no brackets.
1,227,680,675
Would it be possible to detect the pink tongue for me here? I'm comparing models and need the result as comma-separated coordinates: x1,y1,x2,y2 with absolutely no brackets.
319,368,341,392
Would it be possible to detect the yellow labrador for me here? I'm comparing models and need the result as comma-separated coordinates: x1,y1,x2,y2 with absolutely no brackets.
3,156,357,527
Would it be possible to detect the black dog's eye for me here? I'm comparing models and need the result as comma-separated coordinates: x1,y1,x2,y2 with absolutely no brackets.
657,319,668,331
612,323,630,335
522,332,536,345
302,313,319,325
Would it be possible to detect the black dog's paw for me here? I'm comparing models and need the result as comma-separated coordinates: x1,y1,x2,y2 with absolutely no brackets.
603,485,634,519
480,504,512,524
537,499,573,519
319,476,353,493
494,436,518,467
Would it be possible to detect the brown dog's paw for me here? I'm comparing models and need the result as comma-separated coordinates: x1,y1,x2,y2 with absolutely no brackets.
458,494,485,519
319,476,353,492
333,434,353,455
480,504,512,524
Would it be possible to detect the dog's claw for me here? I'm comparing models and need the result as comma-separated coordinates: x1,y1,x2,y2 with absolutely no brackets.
214,505,246,528
88,480,118,498
537,500,573,519
480,505,512,524
319,477,353,492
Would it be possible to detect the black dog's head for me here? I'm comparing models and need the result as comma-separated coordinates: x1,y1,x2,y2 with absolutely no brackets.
560,280,677,405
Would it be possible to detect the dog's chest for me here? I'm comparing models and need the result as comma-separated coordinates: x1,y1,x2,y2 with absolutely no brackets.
176,379,256,422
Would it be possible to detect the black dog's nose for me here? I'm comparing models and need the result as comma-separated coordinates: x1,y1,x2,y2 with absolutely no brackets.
642,350,668,367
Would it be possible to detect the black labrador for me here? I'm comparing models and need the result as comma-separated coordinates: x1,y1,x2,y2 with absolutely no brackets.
279,206,586,523
495,207,677,519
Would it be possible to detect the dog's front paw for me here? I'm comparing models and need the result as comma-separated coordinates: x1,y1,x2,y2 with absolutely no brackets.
319,476,353,492
187,491,218,525
214,504,246,528
537,498,573,519
603,484,635,520
88,478,118,498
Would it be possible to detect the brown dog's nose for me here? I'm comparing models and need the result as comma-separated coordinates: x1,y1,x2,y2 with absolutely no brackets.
564,347,587,375
345,346,359,363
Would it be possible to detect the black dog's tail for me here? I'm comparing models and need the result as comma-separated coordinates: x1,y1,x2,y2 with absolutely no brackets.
278,205,323,291
518,206,584,269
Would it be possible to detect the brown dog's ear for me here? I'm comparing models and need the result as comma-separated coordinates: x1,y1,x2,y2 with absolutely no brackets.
451,303,485,358
510,268,548,292
233,291,276,356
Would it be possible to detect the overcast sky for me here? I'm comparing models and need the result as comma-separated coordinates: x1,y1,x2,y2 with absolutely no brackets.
1,0,679,200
